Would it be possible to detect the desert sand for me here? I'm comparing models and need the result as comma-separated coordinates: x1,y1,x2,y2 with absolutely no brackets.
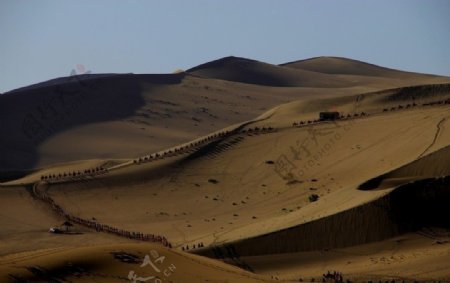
1,56,450,282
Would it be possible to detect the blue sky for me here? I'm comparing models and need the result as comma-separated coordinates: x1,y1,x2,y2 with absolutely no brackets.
1,0,449,93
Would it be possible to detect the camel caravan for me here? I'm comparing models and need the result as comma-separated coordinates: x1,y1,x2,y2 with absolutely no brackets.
292,111,367,127
134,126,278,165
41,166,108,182
181,242,205,251
34,183,172,248
293,98,450,128
239,126,276,135
381,98,450,112
134,130,233,164
39,125,278,182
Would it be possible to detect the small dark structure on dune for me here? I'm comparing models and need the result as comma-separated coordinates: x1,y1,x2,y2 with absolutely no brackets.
49,221,73,234
319,111,340,121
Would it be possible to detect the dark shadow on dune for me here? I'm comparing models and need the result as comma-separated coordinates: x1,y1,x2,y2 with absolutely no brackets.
182,136,245,162
382,83,450,102
17,261,105,283
196,175,450,257
0,73,184,174
0,169,36,183
357,175,385,190
390,176,450,229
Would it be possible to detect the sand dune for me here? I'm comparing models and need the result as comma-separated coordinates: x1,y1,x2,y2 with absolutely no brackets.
281,56,440,78
2,57,450,175
243,232,450,282
0,243,275,282
189,56,450,87
187,56,359,87
359,144,450,191
2,56,450,282
10,97,448,248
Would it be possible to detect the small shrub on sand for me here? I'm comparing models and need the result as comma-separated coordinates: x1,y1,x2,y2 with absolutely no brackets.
309,194,319,202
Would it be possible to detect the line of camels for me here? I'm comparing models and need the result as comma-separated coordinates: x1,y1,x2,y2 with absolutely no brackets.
33,182,172,248
133,127,276,165
291,98,450,127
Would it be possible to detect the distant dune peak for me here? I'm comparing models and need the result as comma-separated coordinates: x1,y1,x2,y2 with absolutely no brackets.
187,56,259,72
185,54,445,87
280,56,433,77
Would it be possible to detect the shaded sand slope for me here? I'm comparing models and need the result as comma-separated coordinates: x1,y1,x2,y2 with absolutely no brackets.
243,232,450,282
243,146,450,280
0,74,176,172
198,167,450,258
0,243,277,283
0,73,296,173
